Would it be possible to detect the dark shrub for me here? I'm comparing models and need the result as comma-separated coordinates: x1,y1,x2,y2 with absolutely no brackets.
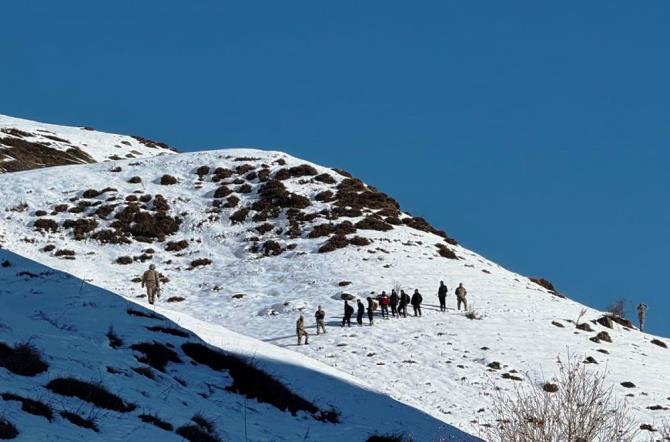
401,216,453,241
366,434,413,442
309,223,334,238
530,277,556,293
230,208,250,224
34,218,59,233
1,393,53,421
139,194,152,203
128,212,181,239
34,210,47,216
53,204,68,213
94,205,115,219
54,249,75,257
236,164,255,174
106,327,123,349
115,256,133,265
125,195,139,202
257,168,270,182
385,216,402,225
0,417,18,439
0,342,48,377
41,244,56,252
335,221,356,235
166,240,189,252
332,168,352,177
60,411,98,432
289,164,318,177
91,229,129,244
436,243,457,259
62,218,98,240
212,168,234,182
127,308,161,319
338,281,352,287
195,166,210,176
130,342,181,372
245,171,257,180
47,378,135,412
139,414,174,431
153,194,170,211
349,236,371,246
132,366,155,379
160,174,178,185
273,168,291,180
223,195,239,208
166,296,185,303
176,424,220,442
314,172,336,184
182,343,339,422
213,185,232,198
331,206,363,218
110,166,122,172
274,158,287,165
256,223,274,234
315,190,334,202
262,240,283,256
651,339,667,348
191,258,212,268
128,176,142,184
146,326,189,338
82,189,101,199
237,183,252,194
356,216,393,232
318,234,349,253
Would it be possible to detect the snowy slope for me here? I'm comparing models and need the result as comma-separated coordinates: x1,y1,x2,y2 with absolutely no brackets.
0,248,470,441
0,118,668,439
0,114,175,172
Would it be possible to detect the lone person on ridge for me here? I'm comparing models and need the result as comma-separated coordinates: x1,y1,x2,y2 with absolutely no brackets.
637,303,648,332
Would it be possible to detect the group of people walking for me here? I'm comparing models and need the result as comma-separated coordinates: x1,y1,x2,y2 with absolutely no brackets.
295,281,470,345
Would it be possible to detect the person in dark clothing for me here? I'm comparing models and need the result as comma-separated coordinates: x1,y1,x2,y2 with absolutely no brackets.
342,300,354,327
379,291,390,319
356,299,365,326
389,289,399,317
411,289,423,317
398,290,410,318
438,281,448,312
366,297,375,325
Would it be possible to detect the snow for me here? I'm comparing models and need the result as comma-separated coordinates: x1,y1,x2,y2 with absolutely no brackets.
0,114,175,168
0,117,668,440
0,248,470,441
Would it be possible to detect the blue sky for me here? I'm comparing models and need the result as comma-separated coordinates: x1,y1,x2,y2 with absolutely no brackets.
2,1,668,336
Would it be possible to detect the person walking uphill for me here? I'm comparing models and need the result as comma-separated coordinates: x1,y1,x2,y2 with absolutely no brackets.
356,299,365,326
411,289,423,317
141,264,160,305
637,303,648,332
315,306,326,335
390,289,399,318
342,300,354,327
438,281,448,312
455,283,468,311
296,314,309,345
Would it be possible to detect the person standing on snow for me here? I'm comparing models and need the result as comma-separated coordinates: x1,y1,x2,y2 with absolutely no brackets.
637,303,648,332
296,314,309,345
379,291,390,319
389,289,399,317
342,300,354,327
141,264,160,305
398,290,410,318
455,283,468,311
366,297,375,325
356,299,365,326
411,289,423,317
315,305,326,335
438,281,448,312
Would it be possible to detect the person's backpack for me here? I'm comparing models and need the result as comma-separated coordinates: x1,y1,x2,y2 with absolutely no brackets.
372,300,379,311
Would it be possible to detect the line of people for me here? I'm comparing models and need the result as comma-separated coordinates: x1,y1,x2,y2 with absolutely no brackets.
296,281,469,345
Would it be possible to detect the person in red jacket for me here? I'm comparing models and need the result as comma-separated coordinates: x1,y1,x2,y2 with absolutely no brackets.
379,291,390,319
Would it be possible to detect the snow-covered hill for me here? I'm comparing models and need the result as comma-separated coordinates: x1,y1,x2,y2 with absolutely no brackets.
0,248,468,441
0,117,668,440
0,114,175,173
